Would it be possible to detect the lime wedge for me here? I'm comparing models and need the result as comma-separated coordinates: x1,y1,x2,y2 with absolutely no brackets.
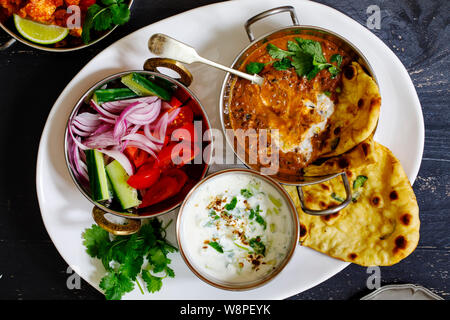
14,14,69,45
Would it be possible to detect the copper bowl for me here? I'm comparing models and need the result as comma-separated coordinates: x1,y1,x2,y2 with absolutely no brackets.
219,6,379,216
176,168,299,291
0,0,133,52
64,58,212,235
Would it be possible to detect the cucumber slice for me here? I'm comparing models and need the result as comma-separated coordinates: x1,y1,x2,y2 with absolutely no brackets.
85,149,111,202
121,73,172,101
105,160,141,210
93,88,139,104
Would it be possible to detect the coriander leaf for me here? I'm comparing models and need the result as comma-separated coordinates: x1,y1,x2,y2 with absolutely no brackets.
209,210,220,220
81,4,103,44
110,3,130,25
225,196,237,210
100,0,117,5
249,237,266,256
273,58,292,70
328,66,340,78
99,271,134,300
82,224,110,259
353,175,368,189
330,54,343,67
249,208,256,220
287,40,301,53
296,38,327,63
255,214,267,230
246,62,265,74
141,270,163,293
147,246,171,274
240,189,253,198
208,241,224,253
94,8,113,31
291,51,313,77
267,43,294,59
323,91,331,97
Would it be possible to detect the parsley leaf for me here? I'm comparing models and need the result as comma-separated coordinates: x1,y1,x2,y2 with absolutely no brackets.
267,43,294,59
273,58,293,71
225,196,237,210
331,54,343,67
141,270,163,293
246,62,265,74
208,241,224,253
82,0,131,44
240,188,253,198
82,218,176,300
249,237,266,256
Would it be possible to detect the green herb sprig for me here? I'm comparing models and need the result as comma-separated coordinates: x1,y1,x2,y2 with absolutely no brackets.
245,37,343,81
82,219,176,300
82,0,131,44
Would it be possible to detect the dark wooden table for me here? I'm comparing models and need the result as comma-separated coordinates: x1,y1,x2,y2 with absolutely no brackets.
0,0,448,300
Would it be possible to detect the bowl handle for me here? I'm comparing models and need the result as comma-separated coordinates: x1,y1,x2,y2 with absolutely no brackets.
92,207,141,236
143,57,193,87
245,6,300,42
0,38,16,51
294,172,352,216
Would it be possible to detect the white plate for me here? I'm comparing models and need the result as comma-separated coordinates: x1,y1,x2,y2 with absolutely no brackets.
36,0,424,299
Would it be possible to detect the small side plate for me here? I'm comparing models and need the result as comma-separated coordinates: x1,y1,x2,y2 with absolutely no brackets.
361,284,443,300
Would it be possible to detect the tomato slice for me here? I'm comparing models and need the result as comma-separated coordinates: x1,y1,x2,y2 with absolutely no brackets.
138,169,188,208
127,163,160,189
169,96,182,108
171,122,198,143
157,142,201,169
164,168,188,188
124,146,150,169
138,176,179,208
167,106,194,134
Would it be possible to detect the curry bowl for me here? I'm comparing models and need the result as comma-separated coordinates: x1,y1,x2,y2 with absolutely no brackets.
64,58,212,234
176,168,299,291
0,0,133,52
219,6,380,216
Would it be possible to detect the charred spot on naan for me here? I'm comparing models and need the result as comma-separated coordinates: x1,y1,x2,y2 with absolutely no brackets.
284,140,420,267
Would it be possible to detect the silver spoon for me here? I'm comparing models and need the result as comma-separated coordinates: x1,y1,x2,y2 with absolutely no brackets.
148,33,264,86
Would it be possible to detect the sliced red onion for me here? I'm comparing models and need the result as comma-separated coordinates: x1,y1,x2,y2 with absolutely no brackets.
68,125,88,150
124,141,158,159
102,96,159,113
122,133,160,152
84,131,116,149
90,100,118,119
99,148,134,176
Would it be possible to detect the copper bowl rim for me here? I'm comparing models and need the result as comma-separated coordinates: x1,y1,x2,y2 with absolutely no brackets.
63,69,213,220
0,0,134,52
176,168,300,291
219,23,379,185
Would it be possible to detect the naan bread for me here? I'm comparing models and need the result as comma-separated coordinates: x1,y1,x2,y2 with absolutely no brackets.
319,62,381,157
285,139,420,266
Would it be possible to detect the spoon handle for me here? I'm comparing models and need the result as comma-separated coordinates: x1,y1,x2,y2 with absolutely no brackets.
148,33,263,85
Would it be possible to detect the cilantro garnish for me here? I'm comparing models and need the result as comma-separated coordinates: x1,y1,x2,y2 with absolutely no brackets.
246,62,266,74
249,236,266,256
240,188,253,198
208,241,224,253
82,219,176,300
82,0,131,44
225,196,237,210
253,37,343,80
248,205,266,229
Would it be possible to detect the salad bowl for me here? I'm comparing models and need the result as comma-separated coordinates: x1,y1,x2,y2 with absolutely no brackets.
64,58,212,235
